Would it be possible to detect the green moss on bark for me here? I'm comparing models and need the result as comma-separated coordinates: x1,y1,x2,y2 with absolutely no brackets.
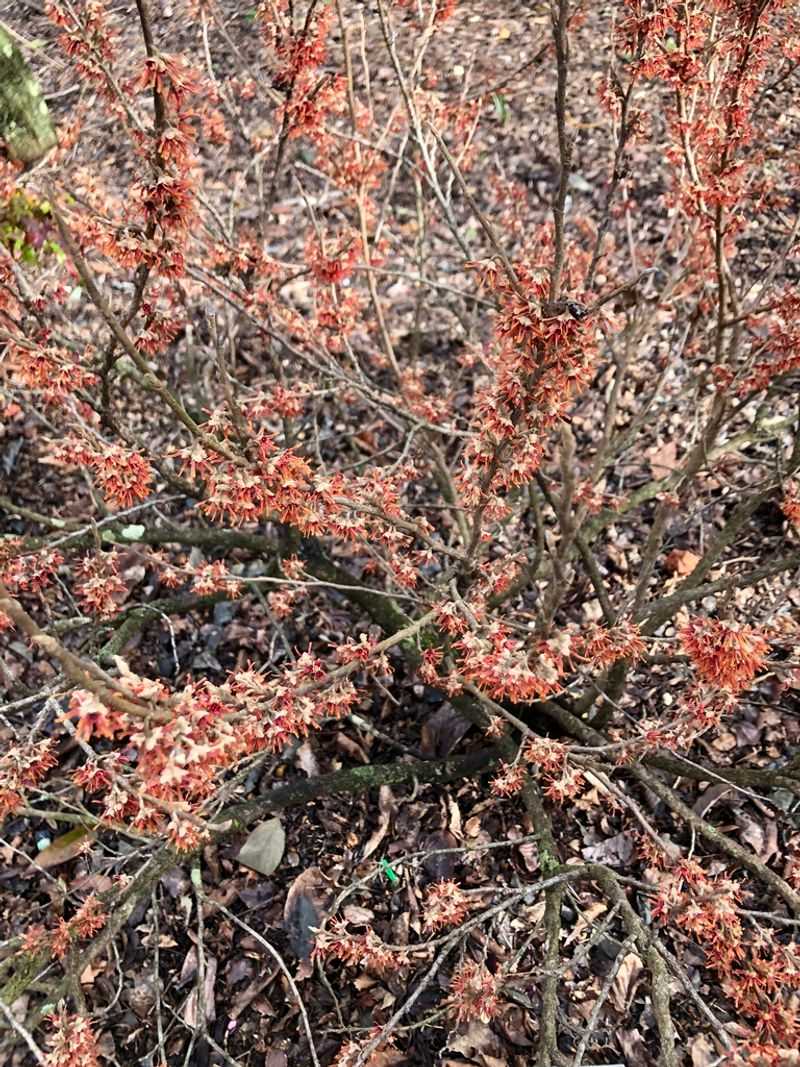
0,28,57,164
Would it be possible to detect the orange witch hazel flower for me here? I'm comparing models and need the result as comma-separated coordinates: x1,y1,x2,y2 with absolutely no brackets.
53,439,153,509
313,918,404,974
192,560,242,596
166,812,210,853
45,1011,101,1067
580,621,646,669
680,617,769,693
67,690,129,742
90,445,153,509
75,553,127,618
782,481,800,527
490,760,527,797
423,880,472,931
447,959,503,1024
0,739,58,818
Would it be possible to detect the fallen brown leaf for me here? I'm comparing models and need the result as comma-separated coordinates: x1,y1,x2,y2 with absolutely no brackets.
295,741,319,777
689,1032,717,1067
421,829,458,881
445,1020,509,1066
237,817,286,877
36,827,95,868
182,955,217,1027
664,548,701,576
362,784,395,860
283,866,330,962
609,951,643,1013
646,438,678,479
420,703,472,758
336,731,370,763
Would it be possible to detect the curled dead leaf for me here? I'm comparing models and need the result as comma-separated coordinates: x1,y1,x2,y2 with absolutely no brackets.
609,951,643,1013
283,866,330,962
362,785,396,861
182,955,217,1026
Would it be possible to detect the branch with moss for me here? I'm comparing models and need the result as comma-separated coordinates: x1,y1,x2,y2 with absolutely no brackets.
537,699,800,913
97,591,232,663
588,865,678,1067
640,550,800,634
0,745,499,1016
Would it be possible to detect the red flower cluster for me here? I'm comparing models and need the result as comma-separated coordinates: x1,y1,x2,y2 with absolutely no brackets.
282,74,346,140
650,858,800,1054
782,481,800,528
46,0,116,93
133,53,203,112
1,548,63,597
579,622,646,669
73,759,114,794
8,342,97,405
192,560,241,597
132,173,196,233
423,880,472,931
491,735,587,804
490,761,527,797
455,626,567,704
44,1011,101,1067
267,4,333,90
0,739,58,819
51,438,153,510
135,299,185,355
305,230,359,285
331,1033,398,1067
680,617,769,693
245,386,310,421
652,861,742,970
458,259,600,508
75,552,127,618
743,293,800,393
447,959,503,1023
521,736,568,773
68,690,130,743
196,448,313,526
50,894,107,959
313,918,405,975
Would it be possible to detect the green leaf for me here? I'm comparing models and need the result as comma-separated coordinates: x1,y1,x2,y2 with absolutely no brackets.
492,92,509,125
120,524,145,541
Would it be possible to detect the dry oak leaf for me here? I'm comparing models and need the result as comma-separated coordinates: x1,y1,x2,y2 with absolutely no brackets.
646,438,678,479
664,548,701,576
